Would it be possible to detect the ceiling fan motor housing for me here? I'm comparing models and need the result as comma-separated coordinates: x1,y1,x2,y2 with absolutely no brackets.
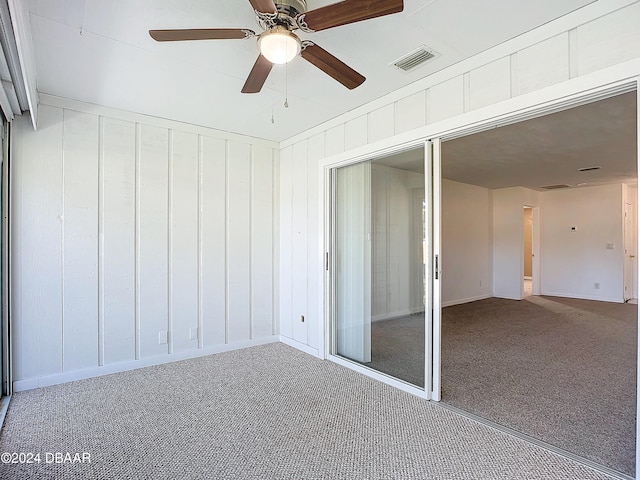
275,0,307,16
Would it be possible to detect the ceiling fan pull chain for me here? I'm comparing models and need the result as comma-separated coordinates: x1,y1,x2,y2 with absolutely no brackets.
80,0,87,35
284,59,289,108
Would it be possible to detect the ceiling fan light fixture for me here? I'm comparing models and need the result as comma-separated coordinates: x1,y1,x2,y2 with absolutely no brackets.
258,27,301,64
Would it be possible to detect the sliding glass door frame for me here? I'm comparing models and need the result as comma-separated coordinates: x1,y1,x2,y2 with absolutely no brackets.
1,121,9,399
325,142,437,399
425,138,442,401
322,72,639,475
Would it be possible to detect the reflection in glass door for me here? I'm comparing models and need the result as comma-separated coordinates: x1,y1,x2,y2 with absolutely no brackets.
334,161,372,363
331,147,426,388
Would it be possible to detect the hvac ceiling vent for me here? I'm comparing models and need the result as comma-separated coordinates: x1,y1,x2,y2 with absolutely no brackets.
541,184,571,190
391,46,438,72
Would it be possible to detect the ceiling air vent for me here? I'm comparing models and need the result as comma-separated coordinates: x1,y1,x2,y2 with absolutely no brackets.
541,184,571,190
391,46,438,72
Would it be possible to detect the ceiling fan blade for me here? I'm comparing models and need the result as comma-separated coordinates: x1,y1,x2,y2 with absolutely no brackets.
242,55,274,93
149,28,254,42
301,43,365,90
247,0,277,14
299,0,403,32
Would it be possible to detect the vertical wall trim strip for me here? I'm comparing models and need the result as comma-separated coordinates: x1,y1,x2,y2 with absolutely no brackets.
97,115,105,367
134,122,141,360
167,129,173,354
249,146,254,340
425,87,430,126
463,72,471,113
224,140,229,344
305,143,310,345
60,108,65,371
272,149,278,336
510,53,518,98
197,134,204,349
568,28,579,79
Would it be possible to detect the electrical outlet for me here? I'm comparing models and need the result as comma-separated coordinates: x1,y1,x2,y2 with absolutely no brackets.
594,282,600,290
158,330,168,345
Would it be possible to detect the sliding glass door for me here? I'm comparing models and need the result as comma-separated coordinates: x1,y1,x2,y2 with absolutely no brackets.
334,161,372,363
425,139,441,400
330,145,438,391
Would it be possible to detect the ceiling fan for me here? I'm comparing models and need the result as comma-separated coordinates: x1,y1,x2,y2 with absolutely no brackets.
149,0,404,93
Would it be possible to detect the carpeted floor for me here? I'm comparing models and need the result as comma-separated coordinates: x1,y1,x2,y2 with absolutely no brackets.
0,342,619,480
366,296,637,477
368,313,426,387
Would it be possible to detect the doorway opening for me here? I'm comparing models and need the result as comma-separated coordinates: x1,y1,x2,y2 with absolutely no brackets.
523,206,533,297
439,90,638,476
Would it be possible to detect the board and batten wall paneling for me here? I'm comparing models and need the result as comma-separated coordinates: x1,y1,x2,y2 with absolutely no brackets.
345,116,368,151
468,56,512,111
368,104,395,144
12,105,64,380
200,136,227,347
138,124,169,358
226,142,252,343
62,110,99,371
101,117,136,365
576,2,640,77
278,146,294,338
251,145,275,338
306,132,325,350
395,90,427,135
515,33,570,95
291,140,309,344
325,124,345,158
428,76,464,124
11,102,279,387
169,131,199,353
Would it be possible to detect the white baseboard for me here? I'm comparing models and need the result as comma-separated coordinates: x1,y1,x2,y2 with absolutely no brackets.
372,307,424,322
279,336,321,358
442,294,491,308
13,336,280,392
539,291,624,303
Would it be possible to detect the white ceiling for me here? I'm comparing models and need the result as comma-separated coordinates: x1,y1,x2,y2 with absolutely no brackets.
374,91,638,190
27,0,596,142
442,92,638,190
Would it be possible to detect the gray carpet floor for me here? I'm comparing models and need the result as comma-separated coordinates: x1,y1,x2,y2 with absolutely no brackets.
367,296,637,477
0,343,618,479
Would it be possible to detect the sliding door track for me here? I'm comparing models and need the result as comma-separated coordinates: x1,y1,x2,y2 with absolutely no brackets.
435,402,633,480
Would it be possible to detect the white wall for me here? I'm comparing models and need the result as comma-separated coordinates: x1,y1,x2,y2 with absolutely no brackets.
11,99,280,389
277,0,640,358
540,184,625,302
441,180,492,306
371,164,424,320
